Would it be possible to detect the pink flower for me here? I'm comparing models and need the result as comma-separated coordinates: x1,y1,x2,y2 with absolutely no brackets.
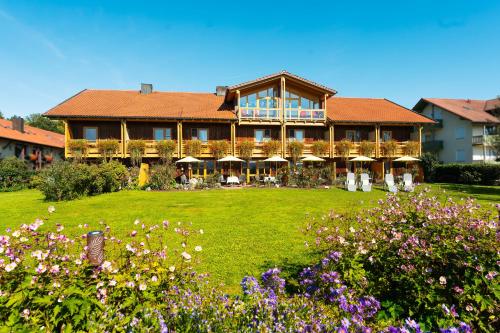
4,262,17,272
50,265,60,274
131,230,137,237
36,263,47,274
181,252,191,261
21,309,30,319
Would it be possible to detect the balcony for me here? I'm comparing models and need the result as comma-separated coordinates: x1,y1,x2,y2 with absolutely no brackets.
181,140,231,158
124,140,179,158
472,135,484,145
285,108,326,122
66,140,124,158
237,107,281,122
422,140,443,152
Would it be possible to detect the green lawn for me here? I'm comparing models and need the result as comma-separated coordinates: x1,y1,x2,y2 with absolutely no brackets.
1,184,498,293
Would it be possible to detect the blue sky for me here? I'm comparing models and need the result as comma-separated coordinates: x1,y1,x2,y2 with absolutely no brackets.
0,0,499,118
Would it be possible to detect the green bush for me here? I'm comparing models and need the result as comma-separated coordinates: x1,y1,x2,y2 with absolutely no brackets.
156,140,177,163
148,162,177,190
36,161,129,201
434,163,500,185
0,157,32,191
420,152,440,182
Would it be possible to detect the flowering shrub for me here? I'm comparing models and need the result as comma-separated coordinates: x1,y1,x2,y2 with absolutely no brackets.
305,188,499,331
0,209,204,331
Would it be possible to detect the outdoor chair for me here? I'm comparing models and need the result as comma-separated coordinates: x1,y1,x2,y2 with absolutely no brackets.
345,172,357,192
359,173,372,192
384,174,398,193
402,173,414,192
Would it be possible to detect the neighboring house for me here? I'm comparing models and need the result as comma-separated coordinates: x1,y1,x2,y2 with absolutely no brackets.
413,98,500,163
45,71,433,178
0,117,65,167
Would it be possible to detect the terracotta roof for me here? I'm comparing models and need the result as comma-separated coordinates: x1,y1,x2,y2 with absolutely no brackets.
413,98,500,123
227,71,337,95
0,118,64,148
327,97,435,124
45,90,236,120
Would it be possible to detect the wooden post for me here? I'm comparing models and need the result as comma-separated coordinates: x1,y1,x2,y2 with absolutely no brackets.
203,161,207,179
333,161,337,181
281,124,286,157
329,124,334,158
63,120,70,159
375,125,380,158
281,76,286,122
121,120,127,158
87,231,104,266
418,125,423,157
177,121,183,157
231,122,236,155
236,90,241,124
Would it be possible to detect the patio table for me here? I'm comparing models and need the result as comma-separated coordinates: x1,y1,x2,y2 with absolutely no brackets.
226,176,240,185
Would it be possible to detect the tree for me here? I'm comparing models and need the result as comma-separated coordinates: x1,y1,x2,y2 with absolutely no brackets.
0,110,4,119
487,134,500,160
25,113,64,134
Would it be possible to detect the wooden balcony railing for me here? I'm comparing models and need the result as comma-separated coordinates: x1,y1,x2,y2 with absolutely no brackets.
472,135,484,145
66,140,124,158
181,140,231,158
123,140,179,158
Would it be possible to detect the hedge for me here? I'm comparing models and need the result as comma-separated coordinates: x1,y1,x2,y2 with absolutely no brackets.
433,163,500,185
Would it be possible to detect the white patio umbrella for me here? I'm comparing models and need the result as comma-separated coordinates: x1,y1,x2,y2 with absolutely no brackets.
217,155,244,176
301,155,326,162
394,156,420,170
349,156,375,172
176,156,202,163
176,156,202,178
263,155,288,175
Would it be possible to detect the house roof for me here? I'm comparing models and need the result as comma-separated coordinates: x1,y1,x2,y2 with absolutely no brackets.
327,97,435,124
45,88,433,124
0,118,64,148
413,98,500,123
227,71,337,95
45,90,236,120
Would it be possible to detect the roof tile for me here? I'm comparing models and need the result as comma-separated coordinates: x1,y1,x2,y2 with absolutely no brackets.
0,119,64,148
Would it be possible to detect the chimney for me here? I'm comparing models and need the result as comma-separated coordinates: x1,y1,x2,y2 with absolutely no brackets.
215,86,228,96
140,83,153,95
12,117,24,133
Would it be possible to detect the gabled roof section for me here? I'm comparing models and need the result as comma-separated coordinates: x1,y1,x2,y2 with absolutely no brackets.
0,118,64,148
45,90,236,120
226,71,337,96
485,97,500,112
327,97,435,124
413,98,499,123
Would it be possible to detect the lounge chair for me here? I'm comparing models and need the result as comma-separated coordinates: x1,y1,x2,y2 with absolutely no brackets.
345,172,357,192
384,174,398,193
402,173,414,192
359,173,372,192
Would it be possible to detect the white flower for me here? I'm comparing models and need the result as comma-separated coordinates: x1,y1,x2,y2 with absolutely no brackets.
195,246,202,252
169,266,176,272
31,250,43,260
20,237,28,242
439,276,447,285
125,244,136,253
139,283,147,291
21,309,30,319
349,227,356,233
109,280,117,286
199,229,204,234
48,206,55,213
53,282,61,288
134,219,140,225
5,262,17,272
151,275,158,282
75,259,82,265
12,230,20,238
181,252,191,261
101,261,112,271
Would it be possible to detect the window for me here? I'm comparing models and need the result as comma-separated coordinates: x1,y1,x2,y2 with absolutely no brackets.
289,129,304,142
255,129,271,143
285,89,320,110
346,130,360,142
153,128,172,141
456,149,465,162
382,131,392,142
485,126,497,135
240,87,277,108
191,128,208,143
455,127,465,140
83,127,98,141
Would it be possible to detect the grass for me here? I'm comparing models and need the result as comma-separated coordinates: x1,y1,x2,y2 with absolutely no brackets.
0,184,498,293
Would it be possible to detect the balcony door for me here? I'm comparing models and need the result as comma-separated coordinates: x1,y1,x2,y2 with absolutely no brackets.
154,128,172,141
191,128,208,143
